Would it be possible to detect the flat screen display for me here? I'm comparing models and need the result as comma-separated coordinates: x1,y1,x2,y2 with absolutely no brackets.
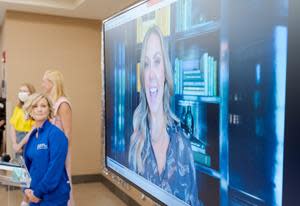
104,0,289,205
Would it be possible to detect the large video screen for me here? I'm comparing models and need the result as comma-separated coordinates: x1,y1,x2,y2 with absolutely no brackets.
104,0,288,205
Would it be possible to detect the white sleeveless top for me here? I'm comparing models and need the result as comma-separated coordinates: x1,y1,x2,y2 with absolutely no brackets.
52,96,71,131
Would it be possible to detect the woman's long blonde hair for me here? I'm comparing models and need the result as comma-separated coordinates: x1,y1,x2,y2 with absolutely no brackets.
128,26,178,173
43,70,66,102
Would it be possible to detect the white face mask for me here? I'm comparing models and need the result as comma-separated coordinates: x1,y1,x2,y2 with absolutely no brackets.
18,92,29,102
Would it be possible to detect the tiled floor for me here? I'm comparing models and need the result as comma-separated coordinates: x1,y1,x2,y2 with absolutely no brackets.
0,182,126,206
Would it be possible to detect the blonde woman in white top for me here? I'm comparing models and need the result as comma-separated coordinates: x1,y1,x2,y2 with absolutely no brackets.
42,70,74,206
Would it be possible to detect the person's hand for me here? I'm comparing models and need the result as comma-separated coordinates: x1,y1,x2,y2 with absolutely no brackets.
0,120,5,126
23,132,31,144
25,189,41,203
24,189,31,199
23,194,29,203
16,128,35,152
12,143,21,152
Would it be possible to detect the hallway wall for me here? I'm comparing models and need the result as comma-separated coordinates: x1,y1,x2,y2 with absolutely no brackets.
2,10,102,175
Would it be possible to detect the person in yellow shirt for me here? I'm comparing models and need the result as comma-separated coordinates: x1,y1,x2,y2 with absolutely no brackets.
9,83,36,155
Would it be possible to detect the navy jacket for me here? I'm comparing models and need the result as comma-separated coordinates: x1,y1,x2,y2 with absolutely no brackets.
24,120,70,204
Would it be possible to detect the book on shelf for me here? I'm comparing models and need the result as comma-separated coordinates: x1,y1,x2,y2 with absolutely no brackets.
191,143,206,154
176,0,192,32
193,151,211,167
136,63,141,92
207,55,217,96
174,58,184,95
183,90,205,96
174,58,179,94
183,81,205,87
183,75,203,81
190,135,207,153
183,86,204,92
190,135,207,145
181,59,199,71
188,126,211,168
174,52,218,96
202,52,209,96
183,69,202,75
213,58,217,96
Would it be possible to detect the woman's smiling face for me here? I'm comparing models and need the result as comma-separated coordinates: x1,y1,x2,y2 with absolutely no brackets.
143,32,165,115
31,97,50,122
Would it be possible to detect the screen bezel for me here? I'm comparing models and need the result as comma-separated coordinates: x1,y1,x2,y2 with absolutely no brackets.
101,0,293,205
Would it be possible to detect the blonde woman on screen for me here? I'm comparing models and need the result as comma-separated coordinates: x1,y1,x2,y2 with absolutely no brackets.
128,26,202,206
42,70,74,206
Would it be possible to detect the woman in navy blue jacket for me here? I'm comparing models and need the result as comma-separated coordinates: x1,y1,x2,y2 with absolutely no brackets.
23,93,70,206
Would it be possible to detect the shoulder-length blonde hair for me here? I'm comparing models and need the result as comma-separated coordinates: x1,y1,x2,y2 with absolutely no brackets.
43,70,66,102
23,93,54,120
17,83,36,108
128,26,178,173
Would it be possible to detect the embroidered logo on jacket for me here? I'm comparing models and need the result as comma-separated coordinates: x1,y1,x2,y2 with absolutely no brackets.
37,143,48,150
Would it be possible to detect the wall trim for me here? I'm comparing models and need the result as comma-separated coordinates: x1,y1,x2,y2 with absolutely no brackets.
72,174,139,206
72,174,103,184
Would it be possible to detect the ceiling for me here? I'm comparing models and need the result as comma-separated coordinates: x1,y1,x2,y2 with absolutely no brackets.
0,0,141,26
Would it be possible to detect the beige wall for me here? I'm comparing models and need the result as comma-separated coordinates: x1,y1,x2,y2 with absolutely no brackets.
2,11,102,175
